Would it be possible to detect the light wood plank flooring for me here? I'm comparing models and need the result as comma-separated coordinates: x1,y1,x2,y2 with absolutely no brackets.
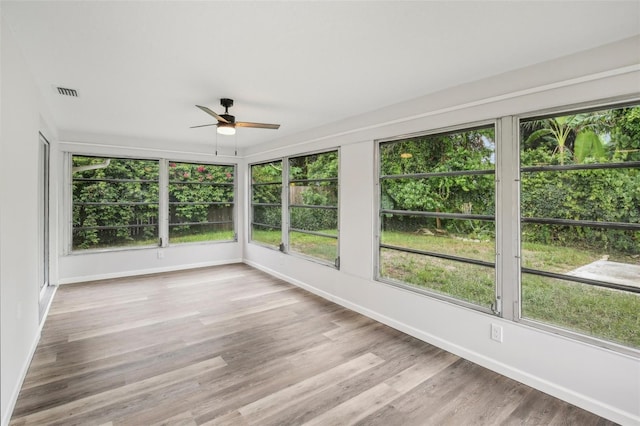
10,264,616,425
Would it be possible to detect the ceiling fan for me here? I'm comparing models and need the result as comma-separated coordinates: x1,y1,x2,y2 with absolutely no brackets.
191,98,280,136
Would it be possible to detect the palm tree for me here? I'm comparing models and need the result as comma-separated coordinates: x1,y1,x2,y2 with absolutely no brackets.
523,113,606,165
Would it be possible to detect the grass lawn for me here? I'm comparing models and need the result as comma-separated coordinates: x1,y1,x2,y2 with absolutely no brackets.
289,231,337,263
74,230,235,250
251,228,282,247
251,228,337,263
382,230,639,348
169,230,235,244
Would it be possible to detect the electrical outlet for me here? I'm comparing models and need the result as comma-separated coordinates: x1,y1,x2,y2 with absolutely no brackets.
491,323,503,343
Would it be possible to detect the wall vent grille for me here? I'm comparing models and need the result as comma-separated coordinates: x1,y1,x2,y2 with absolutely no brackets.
57,87,78,97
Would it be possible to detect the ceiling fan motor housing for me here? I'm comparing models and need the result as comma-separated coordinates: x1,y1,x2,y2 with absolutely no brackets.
221,114,235,124
220,98,234,109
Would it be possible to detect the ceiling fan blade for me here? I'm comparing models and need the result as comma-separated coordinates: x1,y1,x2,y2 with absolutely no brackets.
195,105,229,123
236,121,280,129
190,123,218,129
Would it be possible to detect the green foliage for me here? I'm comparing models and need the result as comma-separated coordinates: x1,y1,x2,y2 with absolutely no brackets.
380,127,495,237
520,106,640,255
251,161,283,231
289,151,338,232
523,112,609,165
610,106,640,161
168,162,234,238
573,130,605,163
72,157,159,249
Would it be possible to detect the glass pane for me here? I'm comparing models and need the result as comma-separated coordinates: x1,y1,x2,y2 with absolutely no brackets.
521,106,640,167
289,151,338,180
290,206,337,233
521,168,639,222
380,126,495,176
289,231,337,263
169,204,234,243
72,156,159,250
520,104,640,350
378,125,496,308
252,161,282,184
252,183,282,204
522,223,639,277
40,138,49,290
169,222,234,243
253,205,281,228
289,182,338,207
251,224,282,248
168,162,235,244
169,162,233,182
381,215,495,263
521,273,640,349
380,247,495,308
381,175,495,214
287,151,339,264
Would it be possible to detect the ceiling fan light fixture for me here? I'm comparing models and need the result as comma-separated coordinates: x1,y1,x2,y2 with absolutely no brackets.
217,123,236,136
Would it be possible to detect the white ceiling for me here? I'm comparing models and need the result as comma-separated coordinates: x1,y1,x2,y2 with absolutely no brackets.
3,1,640,150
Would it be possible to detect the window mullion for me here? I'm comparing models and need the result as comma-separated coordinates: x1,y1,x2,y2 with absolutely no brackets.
64,152,73,255
159,159,168,247
281,158,290,252
496,116,520,321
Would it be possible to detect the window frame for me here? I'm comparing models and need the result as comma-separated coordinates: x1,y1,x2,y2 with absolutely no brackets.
515,100,640,356
167,161,237,246
70,154,161,252
249,148,341,268
249,159,284,251
287,150,340,267
375,120,499,315
67,153,238,254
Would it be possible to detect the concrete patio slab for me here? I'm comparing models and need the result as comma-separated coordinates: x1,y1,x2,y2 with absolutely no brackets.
567,260,640,289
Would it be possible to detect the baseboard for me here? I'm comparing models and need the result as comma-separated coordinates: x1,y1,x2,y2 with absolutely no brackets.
243,260,639,426
57,258,243,284
2,329,41,426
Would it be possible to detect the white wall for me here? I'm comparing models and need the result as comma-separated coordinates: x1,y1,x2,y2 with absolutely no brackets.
0,17,48,426
244,36,640,425
55,138,244,284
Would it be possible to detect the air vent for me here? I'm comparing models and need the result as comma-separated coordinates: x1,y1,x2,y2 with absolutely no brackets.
57,87,78,97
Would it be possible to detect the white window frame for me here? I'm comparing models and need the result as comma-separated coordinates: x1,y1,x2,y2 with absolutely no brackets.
249,148,341,268
375,120,499,314
66,152,238,254
514,100,640,357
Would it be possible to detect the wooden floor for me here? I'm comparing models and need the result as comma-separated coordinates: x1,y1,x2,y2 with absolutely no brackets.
11,264,615,426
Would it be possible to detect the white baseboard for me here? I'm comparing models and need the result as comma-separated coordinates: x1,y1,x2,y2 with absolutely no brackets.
243,260,639,426
2,329,41,426
57,258,243,284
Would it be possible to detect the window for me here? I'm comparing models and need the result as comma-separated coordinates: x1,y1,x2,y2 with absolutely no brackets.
288,151,339,264
39,135,50,291
250,150,340,266
378,125,496,310
520,105,640,349
168,162,235,243
71,156,236,251
72,156,159,250
251,160,283,248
